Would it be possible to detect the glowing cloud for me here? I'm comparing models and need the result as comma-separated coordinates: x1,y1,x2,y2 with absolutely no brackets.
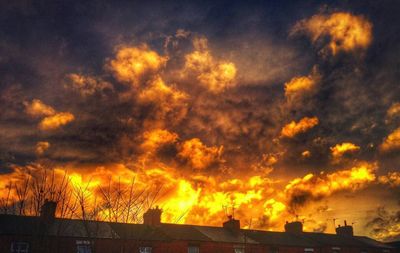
24,99,56,118
39,112,75,131
379,172,400,187
285,163,377,212
285,69,320,99
380,127,400,152
138,77,188,128
386,102,400,120
35,141,50,155
178,138,224,170
281,117,319,138
330,142,360,159
108,45,167,86
66,73,113,96
292,12,372,55
141,129,179,153
183,37,237,93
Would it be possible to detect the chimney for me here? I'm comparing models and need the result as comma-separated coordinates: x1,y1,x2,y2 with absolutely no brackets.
223,215,240,231
143,206,162,226
335,220,353,236
40,200,57,223
284,221,303,234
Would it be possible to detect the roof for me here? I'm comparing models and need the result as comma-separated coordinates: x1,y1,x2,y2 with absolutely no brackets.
0,214,392,249
244,230,316,247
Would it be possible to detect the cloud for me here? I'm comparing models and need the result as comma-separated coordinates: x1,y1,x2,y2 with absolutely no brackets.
24,99,75,131
285,163,377,212
386,102,400,120
39,112,75,131
24,99,56,118
292,12,372,55
379,172,400,187
365,206,400,242
178,138,224,170
35,141,50,155
380,127,400,152
330,142,360,160
107,45,167,86
182,37,237,93
285,68,320,99
140,129,179,154
66,73,113,96
138,76,188,128
281,117,319,138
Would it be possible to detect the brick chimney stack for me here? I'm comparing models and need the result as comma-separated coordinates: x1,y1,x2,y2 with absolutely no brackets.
143,206,162,226
284,221,303,234
40,200,57,223
223,215,240,231
336,220,354,236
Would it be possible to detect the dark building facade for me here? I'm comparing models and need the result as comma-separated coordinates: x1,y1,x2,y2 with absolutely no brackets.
0,202,394,253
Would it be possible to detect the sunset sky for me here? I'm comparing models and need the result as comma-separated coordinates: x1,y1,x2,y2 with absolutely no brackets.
0,0,399,241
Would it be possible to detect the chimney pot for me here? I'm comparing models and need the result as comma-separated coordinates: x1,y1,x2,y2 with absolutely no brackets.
40,200,57,223
143,207,162,226
223,217,240,231
336,221,353,237
284,221,303,234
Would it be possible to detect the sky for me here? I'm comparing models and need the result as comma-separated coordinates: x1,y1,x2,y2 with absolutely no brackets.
0,0,400,241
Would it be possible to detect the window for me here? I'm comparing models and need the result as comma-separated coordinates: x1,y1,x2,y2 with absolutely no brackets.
11,242,29,253
234,246,245,253
76,240,92,253
139,247,152,253
188,246,199,253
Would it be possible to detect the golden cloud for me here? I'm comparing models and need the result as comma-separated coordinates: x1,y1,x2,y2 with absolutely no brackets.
386,102,400,120
281,116,319,138
66,73,113,96
285,68,320,99
35,141,50,155
178,138,224,170
302,150,311,158
140,129,179,153
24,99,56,117
330,142,360,160
108,45,167,86
292,12,373,55
183,37,237,93
380,127,400,152
379,172,400,187
39,112,75,131
285,163,377,211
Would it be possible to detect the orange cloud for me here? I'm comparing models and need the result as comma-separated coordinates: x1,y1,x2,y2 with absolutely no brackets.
292,12,372,55
24,99,55,117
178,138,224,170
380,127,400,152
330,142,360,160
302,150,311,158
379,172,400,187
108,45,167,86
285,163,377,211
141,129,179,153
39,112,75,131
138,77,188,128
281,117,319,138
66,73,113,96
285,69,320,99
35,141,50,155
183,37,237,93
386,102,400,120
